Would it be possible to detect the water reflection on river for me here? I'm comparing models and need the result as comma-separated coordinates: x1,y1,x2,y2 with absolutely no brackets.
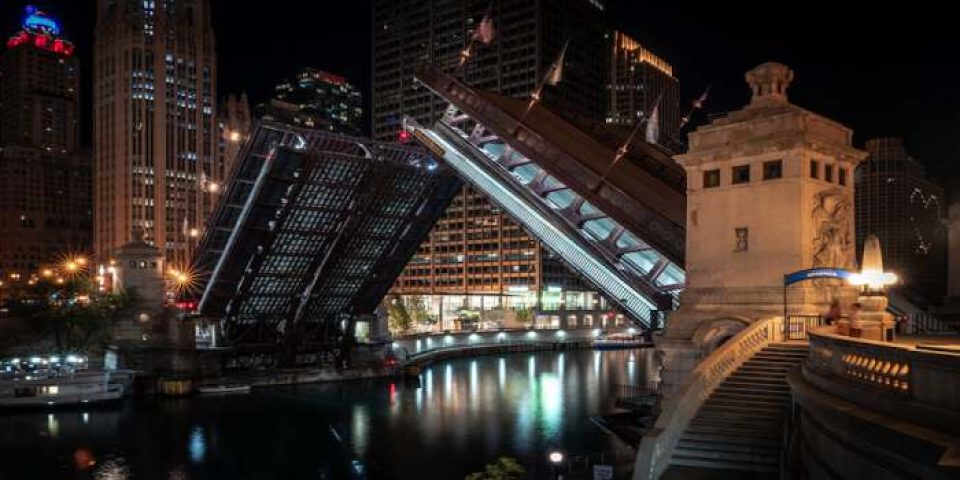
0,348,655,479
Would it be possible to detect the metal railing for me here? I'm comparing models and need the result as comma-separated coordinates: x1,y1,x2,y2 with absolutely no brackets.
907,313,960,336
784,315,825,341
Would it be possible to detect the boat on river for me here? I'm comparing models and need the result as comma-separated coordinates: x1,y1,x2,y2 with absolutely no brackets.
0,371,124,408
593,332,652,350
195,383,251,395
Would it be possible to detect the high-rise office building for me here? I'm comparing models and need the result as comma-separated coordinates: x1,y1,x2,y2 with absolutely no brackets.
373,0,622,331
94,0,221,266
219,92,251,174
607,31,681,149
856,137,947,301
258,68,363,136
0,6,91,277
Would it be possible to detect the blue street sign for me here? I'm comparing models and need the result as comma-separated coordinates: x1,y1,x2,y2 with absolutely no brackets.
783,268,851,286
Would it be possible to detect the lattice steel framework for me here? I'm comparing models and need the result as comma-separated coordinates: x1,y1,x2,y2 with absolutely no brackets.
406,65,688,328
192,122,460,356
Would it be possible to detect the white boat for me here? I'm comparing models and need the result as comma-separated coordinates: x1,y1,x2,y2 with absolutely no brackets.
195,383,251,395
0,372,124,408
593,332,651,350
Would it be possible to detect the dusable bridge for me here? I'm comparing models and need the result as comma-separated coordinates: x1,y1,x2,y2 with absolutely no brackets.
192,66,687,360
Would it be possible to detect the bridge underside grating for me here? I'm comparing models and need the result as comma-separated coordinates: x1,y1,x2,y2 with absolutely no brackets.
192,122,461,351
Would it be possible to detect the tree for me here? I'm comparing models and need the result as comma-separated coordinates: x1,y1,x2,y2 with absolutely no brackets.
406,295,433,327
515,308,534,328
6,277,140,352
386,294,412,334
464,457,525,480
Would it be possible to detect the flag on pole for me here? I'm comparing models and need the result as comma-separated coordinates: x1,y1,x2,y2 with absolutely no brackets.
681,84,711,128
472,15,495,45
645,97,661,144
545,40,569,86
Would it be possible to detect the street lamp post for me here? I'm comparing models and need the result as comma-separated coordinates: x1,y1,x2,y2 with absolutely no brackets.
549,451,563,479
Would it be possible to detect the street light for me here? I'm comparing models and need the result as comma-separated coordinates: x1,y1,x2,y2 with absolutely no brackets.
549,451,563,479
848,235,897,293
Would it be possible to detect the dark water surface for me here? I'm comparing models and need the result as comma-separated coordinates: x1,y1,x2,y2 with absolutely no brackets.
0,349,654,479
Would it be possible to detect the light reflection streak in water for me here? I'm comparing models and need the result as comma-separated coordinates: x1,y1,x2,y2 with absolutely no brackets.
47,413,59,438
189,426,205,464
498,357,506,390
351,405,369,458
2,350,651,480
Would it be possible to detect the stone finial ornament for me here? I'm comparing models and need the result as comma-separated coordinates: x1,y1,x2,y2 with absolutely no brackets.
745,62,794,104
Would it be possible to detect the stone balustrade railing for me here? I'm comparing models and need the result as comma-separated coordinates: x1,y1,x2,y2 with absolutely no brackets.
633,317,784,479
805,327,960,433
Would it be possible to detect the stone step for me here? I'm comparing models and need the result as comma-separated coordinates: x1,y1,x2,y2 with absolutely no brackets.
683,425,781,440
724,373,792,382
710,390,791,402
689,417,784,432
680,431,782,447
724,373,790,384
694,410,784,424
738,362,797,370
670,453,779,472
701,398,789,414
745,357,805,365
675,440,779,457
715,382,792,393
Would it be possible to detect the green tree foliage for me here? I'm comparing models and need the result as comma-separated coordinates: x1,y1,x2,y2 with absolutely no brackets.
386,294,412,334
464,457,526,480
5,277,140,352
515,308,534,327
406,295,432,327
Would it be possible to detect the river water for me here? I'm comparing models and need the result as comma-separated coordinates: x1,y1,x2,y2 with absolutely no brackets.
0,348,654,479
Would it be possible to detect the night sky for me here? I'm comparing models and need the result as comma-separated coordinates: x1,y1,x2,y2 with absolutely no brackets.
5,1,957,200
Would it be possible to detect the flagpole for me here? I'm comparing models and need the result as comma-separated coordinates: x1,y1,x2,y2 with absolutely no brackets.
519,38,570,125
595,90,663,192
680,83,711,128
456,3,494,75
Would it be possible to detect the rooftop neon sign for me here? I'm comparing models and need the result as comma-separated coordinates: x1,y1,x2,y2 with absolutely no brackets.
23,5,61,36
6,5,73,56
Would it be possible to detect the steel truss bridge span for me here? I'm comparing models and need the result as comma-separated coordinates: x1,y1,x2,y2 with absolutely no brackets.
192,122,461,360
406,66,688,328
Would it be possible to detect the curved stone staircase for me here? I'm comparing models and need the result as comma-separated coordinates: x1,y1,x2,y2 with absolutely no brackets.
668,343,807,474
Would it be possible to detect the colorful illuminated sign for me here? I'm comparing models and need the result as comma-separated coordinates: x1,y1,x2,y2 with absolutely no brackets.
783,268,851,286
23,5,61,36
5,6,73,56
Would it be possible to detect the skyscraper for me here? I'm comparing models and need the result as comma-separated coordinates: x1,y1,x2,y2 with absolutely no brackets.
258,68,363,136
94,0,221,266
219,92,251,174
0,6,91,277
607,31,681,149
373,0,619,331
856,137,947,302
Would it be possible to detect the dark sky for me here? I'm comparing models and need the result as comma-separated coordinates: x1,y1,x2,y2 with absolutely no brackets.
5,1,957,198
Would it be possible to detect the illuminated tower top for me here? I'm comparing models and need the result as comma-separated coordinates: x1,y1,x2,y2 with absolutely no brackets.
1,4,80,150
5,5,75,56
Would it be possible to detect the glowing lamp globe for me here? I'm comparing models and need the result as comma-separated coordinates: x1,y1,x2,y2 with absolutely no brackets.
848,235,897,291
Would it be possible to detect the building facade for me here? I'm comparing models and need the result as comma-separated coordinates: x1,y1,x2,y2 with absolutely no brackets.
258,68,363,136
94,0,222,268
0,6,91,277
374,0,630,331
607,31,681,149
855,137,947,302
218,92,251,177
